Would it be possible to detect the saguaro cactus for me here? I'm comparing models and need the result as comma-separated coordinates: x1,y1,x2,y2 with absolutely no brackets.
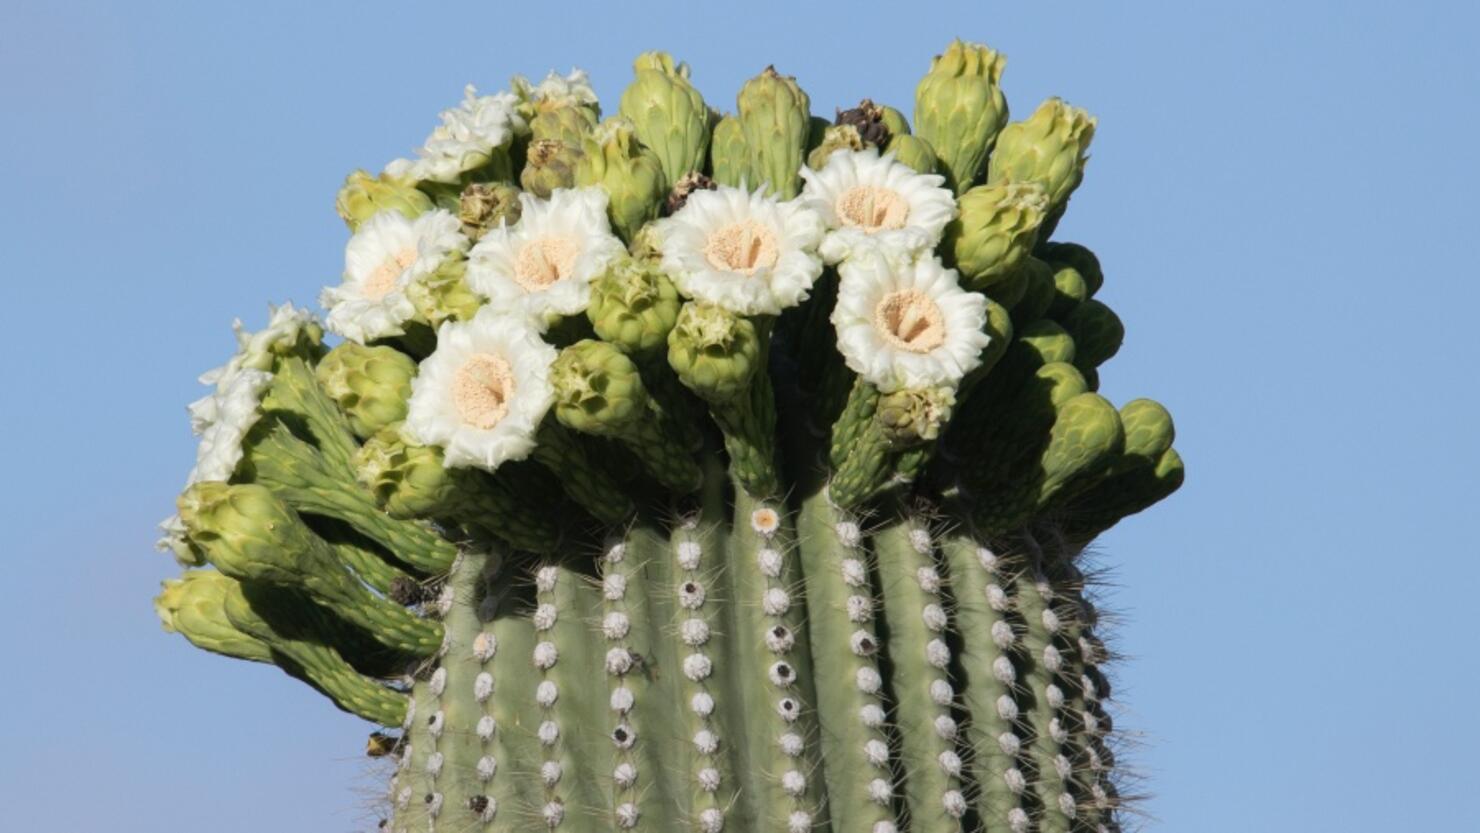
155,44,1183,833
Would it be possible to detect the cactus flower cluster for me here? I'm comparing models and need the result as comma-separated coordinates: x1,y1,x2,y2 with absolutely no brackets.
155,39,1183,833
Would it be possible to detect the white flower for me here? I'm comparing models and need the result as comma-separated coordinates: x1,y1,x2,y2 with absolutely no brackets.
385,85,527,184
653,185,825,315
512,68,598,112
833,250,990,392
404,307,556,472
190,303,319,432
188,367,274,483
321,209,468,344
465,188,625,322
800,148,956,264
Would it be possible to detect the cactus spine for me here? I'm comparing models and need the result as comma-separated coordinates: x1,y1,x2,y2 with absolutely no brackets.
156,41,1183,833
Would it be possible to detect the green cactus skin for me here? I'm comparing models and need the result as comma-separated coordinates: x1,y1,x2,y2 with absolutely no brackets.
156,42,1186,833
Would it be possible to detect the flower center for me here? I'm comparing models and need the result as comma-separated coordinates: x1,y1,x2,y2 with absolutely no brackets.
836,185,909,232
874,289,946,353
364,248,418,299
514,236,582,292
703,220,779,275
452,352,515,429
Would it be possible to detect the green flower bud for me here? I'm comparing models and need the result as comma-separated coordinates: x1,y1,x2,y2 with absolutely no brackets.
1038,392,1124,506
913,39,1009,193
1117,398,1175,469
315,342,416,439
709,113,749,187
738,66,811,199
878,104,911,137
520,138,582,199
945,181,1050,292
575,117,666,242
1047,262,1090,319
405,256,481,328
1038,240,1103,295
587,258,682,357
834,99,892,147
178,482,315,585
1063,299,1124,372
155,571,274,663
551,340,647,434
987,97,1097,212
529,105,598,148
334,170,433,231
458,181,522,241
806,123,865,170
667,303,761,402
885,133,938,175
356,425,460,519
876,386,956,447
620,51,710,189
1017,319,1077,367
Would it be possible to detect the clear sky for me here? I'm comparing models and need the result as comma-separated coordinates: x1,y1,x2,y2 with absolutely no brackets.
2,1,1476,830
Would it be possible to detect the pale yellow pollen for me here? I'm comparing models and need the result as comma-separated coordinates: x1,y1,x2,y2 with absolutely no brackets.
364,248,418,299
836,185,910,232
703,220,779,275
452,353,515,429
514,236,582,292
874,289,946,353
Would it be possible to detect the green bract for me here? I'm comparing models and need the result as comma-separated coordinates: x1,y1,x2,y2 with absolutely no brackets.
156,42,1184,833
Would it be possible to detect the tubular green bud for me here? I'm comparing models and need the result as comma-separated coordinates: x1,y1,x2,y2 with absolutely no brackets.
1063,299,1124,372
709,113,749,187
315,342,416,439
913,39,1009,193
587,258,682,357
805,124,865,170
945,181,1050,292
879,104,910,137
885,133,939,175
620,51,711,189
835,99,892,147
1038,240,1103,296
551,340,648,432
520,138,581,199
356,426,460,519
180,481,443,655
574,117,666,242
458,181,522,241
156,571,274,663
406,256,482,328
335,170,433,231
1038,392,1124,506
667,303,761,402
529,105,598,148
1047,262,1090,319
738,65,811,199
987,97,1097,212
876,386,955,447
1118,398,1175,468
1017,319,1078,367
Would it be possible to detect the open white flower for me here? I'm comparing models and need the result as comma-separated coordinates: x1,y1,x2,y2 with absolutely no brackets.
833,250,990,392
465,188,625,322
653,185,825,315
404,307,557,472
188,367,274,483
512,68,598,112
321,209,468,344
190,303,319,434
801,148,956,264
385,85,527,184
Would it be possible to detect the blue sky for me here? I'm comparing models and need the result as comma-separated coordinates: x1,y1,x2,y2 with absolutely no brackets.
2,1,1476,830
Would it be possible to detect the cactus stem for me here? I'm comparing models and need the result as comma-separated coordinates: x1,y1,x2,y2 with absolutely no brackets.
938,533,1030,833
796,489,899,832
670,502,731,831
872,512,967,830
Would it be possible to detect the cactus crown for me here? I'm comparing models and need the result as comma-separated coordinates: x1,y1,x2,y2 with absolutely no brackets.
156,40,1183,833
